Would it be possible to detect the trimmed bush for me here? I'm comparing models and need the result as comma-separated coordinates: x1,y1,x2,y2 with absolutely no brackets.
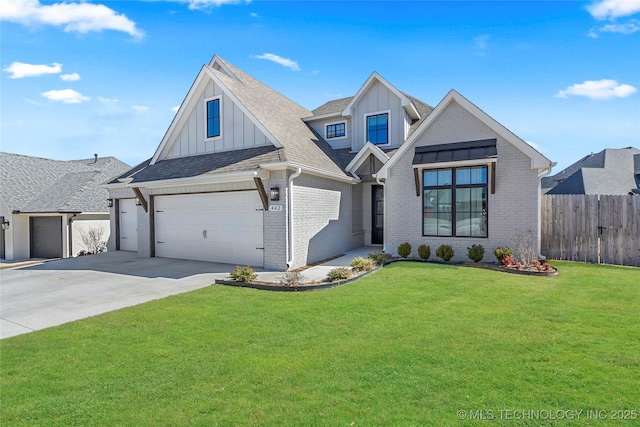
467,244,485,263
278,271,302,287
351,256,375,272
494,246,513,264
417,244,431,260
228,265,257,283
397,242,412,258
327,267,351,282
368,252,391,266
436,244,454,262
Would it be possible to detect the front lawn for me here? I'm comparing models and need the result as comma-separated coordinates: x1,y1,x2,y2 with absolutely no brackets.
2,262,638,426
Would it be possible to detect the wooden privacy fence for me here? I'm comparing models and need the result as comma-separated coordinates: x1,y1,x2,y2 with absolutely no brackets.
541,195,640,267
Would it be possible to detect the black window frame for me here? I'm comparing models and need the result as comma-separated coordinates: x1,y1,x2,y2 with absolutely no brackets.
326,122,346,139
206,98,221,139
366,112,389,145
422,165,488,238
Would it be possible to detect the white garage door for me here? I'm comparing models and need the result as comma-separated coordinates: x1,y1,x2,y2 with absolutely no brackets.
154,192,264,267
119,198,138,252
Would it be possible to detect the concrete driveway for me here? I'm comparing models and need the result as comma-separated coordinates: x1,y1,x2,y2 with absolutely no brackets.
0,252,239,339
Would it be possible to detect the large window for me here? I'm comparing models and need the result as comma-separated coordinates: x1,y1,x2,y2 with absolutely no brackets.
366,113,388,145
423,166,488,237
206,98,221,139
326,122,346,139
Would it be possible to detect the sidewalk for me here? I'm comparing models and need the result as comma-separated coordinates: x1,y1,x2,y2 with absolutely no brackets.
255,246,381,283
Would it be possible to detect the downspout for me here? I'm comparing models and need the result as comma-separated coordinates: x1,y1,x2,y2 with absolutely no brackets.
286,168,302,268
537,163,555,260
374,174,386,254
68,214,77,257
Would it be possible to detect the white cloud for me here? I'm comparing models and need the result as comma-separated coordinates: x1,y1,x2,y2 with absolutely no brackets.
172,105,180,113
0,0,144,38
526,140,543,151
185,0,247,10
600,20,640,33
132,105,149,113
555,79,637,100
474,35,490,49
41,89,91,103
587,0,640,20
60,72,80,81
98,97,119,104
3,62,62,79
250,12,259,18
252,53,300,71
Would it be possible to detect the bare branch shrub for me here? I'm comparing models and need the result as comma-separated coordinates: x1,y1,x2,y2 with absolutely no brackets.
78,226,107,255
278,271,303,287
512,229,538,266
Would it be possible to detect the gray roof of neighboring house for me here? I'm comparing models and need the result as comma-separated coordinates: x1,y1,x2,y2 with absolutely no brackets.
0,153,130,213
544,147,640,195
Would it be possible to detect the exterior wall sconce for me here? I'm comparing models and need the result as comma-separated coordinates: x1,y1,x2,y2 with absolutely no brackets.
135,197,141,206
107,198,114,208
1,219,9,230
270,186,280,201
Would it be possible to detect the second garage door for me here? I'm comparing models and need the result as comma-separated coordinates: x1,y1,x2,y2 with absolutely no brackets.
154,192,264,267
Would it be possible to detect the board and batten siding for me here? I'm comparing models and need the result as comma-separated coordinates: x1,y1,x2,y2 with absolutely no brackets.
159,79,272,161
307,119,352,150
385,100,541,262
350,80,411,152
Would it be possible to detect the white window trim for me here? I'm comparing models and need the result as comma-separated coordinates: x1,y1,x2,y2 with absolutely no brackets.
324,120,348,140
204,95,222,142
364,109,391,147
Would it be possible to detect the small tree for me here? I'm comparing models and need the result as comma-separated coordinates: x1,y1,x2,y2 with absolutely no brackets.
467,244,485,263
78,226,107,255
436,244,454,262
418,244,431,260
397,242,412,258
513,229,538,266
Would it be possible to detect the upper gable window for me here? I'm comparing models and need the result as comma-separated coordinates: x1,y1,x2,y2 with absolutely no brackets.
366,112,389,145
326,122,346,139
206,97,221,139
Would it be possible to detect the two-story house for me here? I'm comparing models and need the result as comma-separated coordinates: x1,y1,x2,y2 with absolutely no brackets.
104,55,552,270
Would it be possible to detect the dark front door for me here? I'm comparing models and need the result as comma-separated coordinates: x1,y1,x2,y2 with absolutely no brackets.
30,216,63,259
372,185,384,245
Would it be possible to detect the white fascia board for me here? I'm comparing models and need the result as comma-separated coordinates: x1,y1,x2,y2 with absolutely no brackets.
260,161,359,184
342,72,419,120
99,182,131,189
378,89,552,178
345,142,389,172
302,112,343,122
131,169,268,189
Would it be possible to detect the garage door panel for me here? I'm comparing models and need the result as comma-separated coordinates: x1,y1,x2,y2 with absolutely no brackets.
154,192,264,267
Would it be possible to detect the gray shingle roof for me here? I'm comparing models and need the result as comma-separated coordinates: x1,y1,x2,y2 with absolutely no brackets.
0,153,130,213
545,147,640,195
111,146,282,184
311,97,353,116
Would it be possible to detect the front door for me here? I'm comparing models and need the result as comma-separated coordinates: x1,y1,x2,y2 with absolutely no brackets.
372,185,384,245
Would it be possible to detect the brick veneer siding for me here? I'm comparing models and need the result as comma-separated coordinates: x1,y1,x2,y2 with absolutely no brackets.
385,100,541,262
291,173,362,268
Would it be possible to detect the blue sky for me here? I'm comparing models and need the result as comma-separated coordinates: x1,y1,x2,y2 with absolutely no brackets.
1,0,639,171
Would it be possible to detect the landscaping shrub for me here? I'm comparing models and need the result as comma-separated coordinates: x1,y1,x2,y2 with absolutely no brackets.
436,244,454,262
229,266,257,283
494,246,513,263
368,252,391,266
327,267,351,282
397,242,412,258
351,256,375,272
501,255,515,267
417,244,431,260
467,244,485,263
278,271,303,287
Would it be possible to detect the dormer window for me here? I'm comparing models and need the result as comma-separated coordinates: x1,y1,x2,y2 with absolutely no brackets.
325,121,346,139
206,96,221,139
366,112,389,145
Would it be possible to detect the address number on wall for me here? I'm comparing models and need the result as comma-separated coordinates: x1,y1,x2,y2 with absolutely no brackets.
269,204,283,212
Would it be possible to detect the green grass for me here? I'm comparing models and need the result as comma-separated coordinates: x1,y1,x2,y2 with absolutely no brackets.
2,261,639,426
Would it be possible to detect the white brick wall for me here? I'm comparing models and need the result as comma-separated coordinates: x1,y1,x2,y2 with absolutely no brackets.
385,100,541,262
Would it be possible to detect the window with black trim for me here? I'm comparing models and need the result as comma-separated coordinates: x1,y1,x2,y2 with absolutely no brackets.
206,98,220,138
326,122,345,139
366,113,388,144
423,166,488,237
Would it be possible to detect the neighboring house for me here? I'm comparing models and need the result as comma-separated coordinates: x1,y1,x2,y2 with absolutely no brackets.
542,147,640,195
104,55,552,270
0,153,130,260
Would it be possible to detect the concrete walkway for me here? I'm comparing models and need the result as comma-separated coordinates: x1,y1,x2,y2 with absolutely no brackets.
0,247,379,339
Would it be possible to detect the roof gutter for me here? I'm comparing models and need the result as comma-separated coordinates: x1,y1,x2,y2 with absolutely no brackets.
101,169,269,190
260,161,359,184
538,162,556,178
